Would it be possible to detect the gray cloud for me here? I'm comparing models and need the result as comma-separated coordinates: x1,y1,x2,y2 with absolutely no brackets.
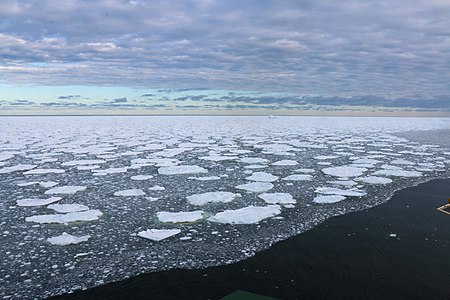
58,95,81,100
112,97,127,103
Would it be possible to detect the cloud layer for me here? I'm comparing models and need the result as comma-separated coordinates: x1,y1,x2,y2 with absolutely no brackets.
0,0,449,112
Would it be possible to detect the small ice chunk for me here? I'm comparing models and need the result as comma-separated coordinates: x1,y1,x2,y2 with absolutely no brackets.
188,176,221,181
23,168,65,175
39,181,59,188
0,153,14,161
246,172,278,182
294,168,315,173
372,169,422,177
137,229,181,241
47,232,90,246
258,193,296,204
62,159,106,166
0,164,37,174
239,157,269,164
114,189,146,196
272,160,298,166
157,210,204,223
208,205,281,224
17,197,62,207
236,182,274,193
77,165,100,171
244,165,268,169
25,210,103,224
356,176,393,184
314,155,339,160
131,175,154,181
47,204,89,213
158,165,207,175
313,195,346,204
45,186,87,195
282,174,313,181
187,192,241,206
326,180,357,186
148,185,165,191
315,187,367,197
322,166,367,177
388,233,397,238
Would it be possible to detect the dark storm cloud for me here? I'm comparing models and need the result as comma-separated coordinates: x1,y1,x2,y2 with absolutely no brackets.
0,0,449,104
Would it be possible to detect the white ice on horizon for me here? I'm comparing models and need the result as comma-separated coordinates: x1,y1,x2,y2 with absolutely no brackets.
47,232,91,246
157,211,204,223
45,186,87,195
236,182,274,193
47,203,89,213
158,165,208,175
114,189,146,196
245,172,278,182
322,166,367,177
17,197,62,207
25,210,103,224
313,195,347,204
208,205,281,224
187,191,241,206
258,193,296,204
137,229,181,241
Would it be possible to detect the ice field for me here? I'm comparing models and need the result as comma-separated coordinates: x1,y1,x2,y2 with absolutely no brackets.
0,116,449,299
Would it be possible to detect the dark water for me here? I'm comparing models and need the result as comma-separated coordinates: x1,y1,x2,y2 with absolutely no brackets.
50,178,450,300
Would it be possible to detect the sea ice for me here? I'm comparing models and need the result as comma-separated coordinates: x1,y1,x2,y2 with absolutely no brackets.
313,195,346,204
356,176,393,184
62,159,106,166
245,172,278,182
315,187,367,197
0,164,36,174
282,174,313,181
16,197,62,207
236,182,274,193
137,229,181,241
47,232,90,246
45,186,87,195
208,205,281,224
157,211,204,223
23,168,65,175
114,189,146,196
187,192,241,206
372,169,422,177
239,157,269,164
258,193,296,204
130,175,154,181
148,185,165,191
272,160,298,166
322,166,367,177
47,204,89,213
25,210,103,224
188,176,221,181
158,165,208,175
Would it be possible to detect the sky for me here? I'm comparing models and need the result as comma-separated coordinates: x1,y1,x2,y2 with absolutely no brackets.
0,0,449,115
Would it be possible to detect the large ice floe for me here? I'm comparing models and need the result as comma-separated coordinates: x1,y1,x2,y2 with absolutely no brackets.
1,116,449,299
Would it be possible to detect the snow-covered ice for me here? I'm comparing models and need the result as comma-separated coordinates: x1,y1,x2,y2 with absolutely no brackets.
130,175,153,181
114,189,146,196
47,204,89,213
258,193,296,204
45,186,87,195
208,205,281,224
47,233,90,246
158,165,208,175
187,192,241,206
322,166,367,177
356,176,393,184
315,187,367,197
236,182,274,193
25,210,103,224
137,229,181,241
17,197,62,207
282,174,313,181
245,172,278,182
313,195,347,204
157,211,204,223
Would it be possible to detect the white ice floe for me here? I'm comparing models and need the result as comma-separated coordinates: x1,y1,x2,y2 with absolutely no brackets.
23,168,65,175
0,164,36,174
114,189,146,196
157,210,204,223
25,210,103,224
295,168,315,173
246,172,278,182
188,176,221,181
326,180,357,186
239,157,269,164
356,176,393,184
199,155,238,161
17,181,58,188
77,165,100,171
313,195,347,204
236,182,274,193
17,197,62,207
45,186,87,195
244,165,268,169
0,153,14,161
272,160,298,166
148,185,165,191
258,193,296,204
47,203,89,213
158,165,207,175
130,175,154,181
92,167,128,176
282,174,313,181
137,229,181,241
47,232,90,246
62,159,106,166
187,191,241,206
315,187,367,197
208,205,281,224
372,169,422,177
390,159,415,165
314,155,339,160
322,166,367,177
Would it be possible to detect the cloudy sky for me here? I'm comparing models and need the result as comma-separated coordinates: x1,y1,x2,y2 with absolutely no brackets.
1,0,449,115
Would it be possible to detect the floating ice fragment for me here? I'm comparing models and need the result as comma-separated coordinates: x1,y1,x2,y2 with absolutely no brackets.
313,195,346,204
272,160,298,166
282,174,313,181
208,205,281,224
148,185,165,191
236,182,274,193
130,175,154,181
322,166,367,177
62,159,106,166
47,204,89,213
157,211,204,223
0,153,14,161
17,197,62,207
244,165,268,169
187,192,241,206
25,210,103,224
188,176,221,181
356,176,393,184
245,172,278,182
294,168,315,173
239,157,269,164
0,164,36,174
315,187,367,197
47,232,90,246
314,155,339,160
372,169,422,177
23,168,65,175
45,186,87,195
258,193,296,204
137,229,181,241
114,189,146,196
158,165,207,175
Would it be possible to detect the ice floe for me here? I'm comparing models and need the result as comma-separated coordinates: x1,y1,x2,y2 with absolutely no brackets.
45,186,87,195
187,192,241,206
130,175,154,181
236,182,274,193
372,169,422,177
47,232,91,246
158,165,207,175
188,176,221,181
47,204,89,213
208,205,281,224
313,195,347,204
245,172,278,182
137,229,181,241
17,197,62,207
356,176,393,184
0,164,36,174
23,168,65,175
282,174,313,181
62,159,106,166
272,160,298,166
25,210,103,224
315,187,367,197
157,211,204,223
258,193,295,204
114,189,146,196
322,166,367,177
